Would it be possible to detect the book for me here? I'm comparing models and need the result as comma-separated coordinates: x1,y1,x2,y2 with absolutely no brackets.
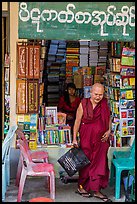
83,75,93,86
79,40,89,46
127,100,135,109
121,56,135,66
80,47,89,54
17,122,24,130
24,114,30,122
121,111,127,118
120,66,135,76
128,119,135,126
122,47,135,57
24,132,30,140
30,114,37,124
129,77,135,86
127,110,135,118
24,123,30,131
81,67,91,75
128,127,135,135
74,75,83,88
95,66,106,75
94,74,102,83
17,115,24,123
30,124,37,132
122,77,130,87
120,90,126,99
121,119,128,127
57,112,67,125
126,90,133,99
120,99,128,109
72,66,79,74
83,86,91,98
122,127,128,136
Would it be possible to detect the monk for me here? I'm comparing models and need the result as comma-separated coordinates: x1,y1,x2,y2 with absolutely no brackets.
72,83,112,202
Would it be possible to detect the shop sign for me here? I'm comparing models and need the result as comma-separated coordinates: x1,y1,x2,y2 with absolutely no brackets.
18,2,135,41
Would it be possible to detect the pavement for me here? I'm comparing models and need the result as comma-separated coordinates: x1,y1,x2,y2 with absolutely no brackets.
4,177,126,202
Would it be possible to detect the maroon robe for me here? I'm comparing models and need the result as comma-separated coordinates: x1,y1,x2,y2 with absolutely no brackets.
78,97,110,192
58,96,81,128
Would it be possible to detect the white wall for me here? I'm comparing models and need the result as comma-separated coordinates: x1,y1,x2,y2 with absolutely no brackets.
9,2,19,147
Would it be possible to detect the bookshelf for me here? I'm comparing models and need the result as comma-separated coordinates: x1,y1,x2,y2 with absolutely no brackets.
38,104,71,145
107,43,135,147
119,47,135,147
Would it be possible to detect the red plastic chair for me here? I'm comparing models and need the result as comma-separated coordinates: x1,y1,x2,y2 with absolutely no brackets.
15,129,49,186
17,139,55,202
29,197,54,202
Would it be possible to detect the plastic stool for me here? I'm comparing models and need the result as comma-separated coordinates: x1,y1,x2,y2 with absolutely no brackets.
29,197,54,202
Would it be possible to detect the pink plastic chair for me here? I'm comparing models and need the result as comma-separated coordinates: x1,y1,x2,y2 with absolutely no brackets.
17,139,55,202
15,129,49,186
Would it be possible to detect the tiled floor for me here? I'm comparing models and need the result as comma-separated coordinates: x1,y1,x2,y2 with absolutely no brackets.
5,177,126,202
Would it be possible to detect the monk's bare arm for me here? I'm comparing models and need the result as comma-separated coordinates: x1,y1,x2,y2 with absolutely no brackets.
108,117,112,132
72,103,83,144
101,117,112,142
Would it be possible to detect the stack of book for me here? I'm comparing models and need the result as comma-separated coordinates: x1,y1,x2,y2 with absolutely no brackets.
98,41,108,66
45,40,66,106
89,41,99,67
66,41,80,83
56,40,66,63
79,40,89,67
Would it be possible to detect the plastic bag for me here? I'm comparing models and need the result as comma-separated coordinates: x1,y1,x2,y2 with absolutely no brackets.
57,147,90,177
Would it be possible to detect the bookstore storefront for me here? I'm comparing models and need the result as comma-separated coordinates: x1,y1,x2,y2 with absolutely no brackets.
5,2,135,177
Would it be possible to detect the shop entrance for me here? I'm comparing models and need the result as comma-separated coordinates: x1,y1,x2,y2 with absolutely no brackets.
16,38,135,149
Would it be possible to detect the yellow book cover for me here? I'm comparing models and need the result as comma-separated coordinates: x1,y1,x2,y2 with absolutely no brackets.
24,114,30,122
67,48,79,51
122,127,128,136
29,140,37,150
126,90,133,99
129,78,135,86
114,103,119,114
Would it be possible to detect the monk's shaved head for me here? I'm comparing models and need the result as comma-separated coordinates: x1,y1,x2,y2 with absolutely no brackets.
91,83,104,93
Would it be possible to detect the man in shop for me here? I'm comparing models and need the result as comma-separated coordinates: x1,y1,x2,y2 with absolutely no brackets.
72,83,112,202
